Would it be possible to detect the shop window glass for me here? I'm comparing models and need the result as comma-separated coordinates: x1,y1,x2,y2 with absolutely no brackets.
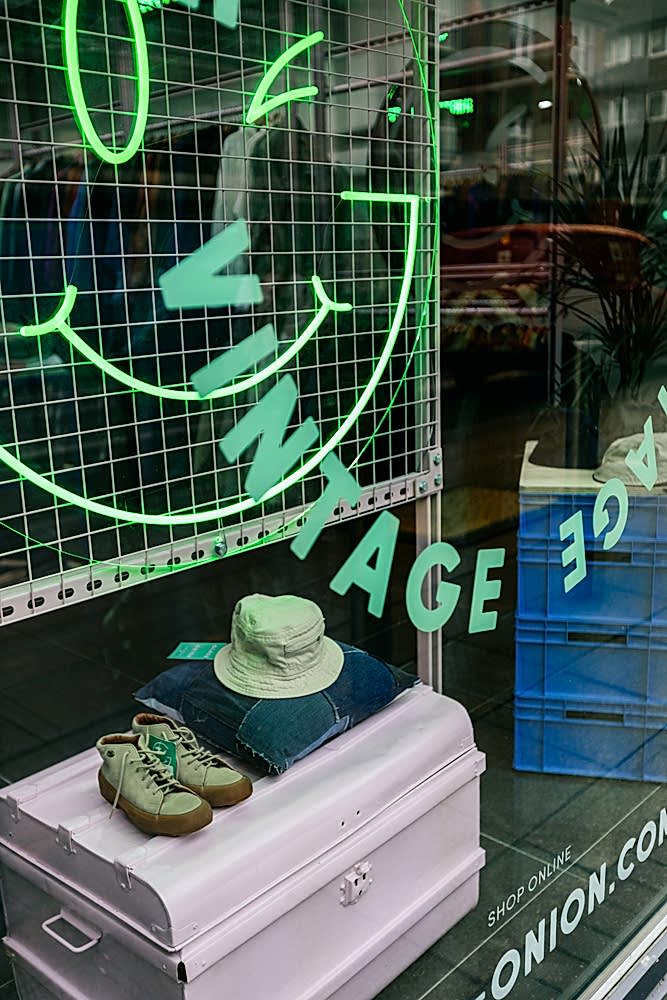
0,2,667,1000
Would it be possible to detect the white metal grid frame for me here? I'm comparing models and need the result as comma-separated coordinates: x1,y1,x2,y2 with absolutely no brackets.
0,0,439,624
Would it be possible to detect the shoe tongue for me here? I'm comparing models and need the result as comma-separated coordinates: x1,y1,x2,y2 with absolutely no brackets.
146,718,176,738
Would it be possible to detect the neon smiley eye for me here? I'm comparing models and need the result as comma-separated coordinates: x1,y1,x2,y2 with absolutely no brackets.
245,31,325,127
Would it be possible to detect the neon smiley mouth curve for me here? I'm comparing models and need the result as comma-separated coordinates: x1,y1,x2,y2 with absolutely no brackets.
19,257,353,403
0,190,421,526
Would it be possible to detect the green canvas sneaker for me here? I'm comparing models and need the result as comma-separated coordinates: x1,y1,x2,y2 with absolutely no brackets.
132,714,253,808
97,733,212,837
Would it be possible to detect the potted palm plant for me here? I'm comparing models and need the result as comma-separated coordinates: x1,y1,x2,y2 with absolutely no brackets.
552,117,667,465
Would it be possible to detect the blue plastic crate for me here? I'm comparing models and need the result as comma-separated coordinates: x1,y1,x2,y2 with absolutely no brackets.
515,617,667,704
518,538,667,625
519,490,667,545
514,696,667,781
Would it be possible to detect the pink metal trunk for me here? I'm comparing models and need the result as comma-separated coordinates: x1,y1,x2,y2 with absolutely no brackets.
0,686,485,1000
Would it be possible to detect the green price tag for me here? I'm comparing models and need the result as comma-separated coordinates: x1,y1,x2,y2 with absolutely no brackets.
168,641,226,661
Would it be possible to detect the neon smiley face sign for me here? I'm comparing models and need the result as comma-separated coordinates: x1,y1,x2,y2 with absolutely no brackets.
0,1,438,534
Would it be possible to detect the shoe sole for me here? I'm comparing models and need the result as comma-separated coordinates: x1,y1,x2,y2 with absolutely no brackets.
189,775,253,809
99,771,212,837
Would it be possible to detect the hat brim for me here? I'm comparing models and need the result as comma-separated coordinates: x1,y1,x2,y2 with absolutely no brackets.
594,467,667,487
214,637,344,699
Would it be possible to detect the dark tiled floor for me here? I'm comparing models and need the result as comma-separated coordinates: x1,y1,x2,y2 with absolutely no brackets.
0,373,664,999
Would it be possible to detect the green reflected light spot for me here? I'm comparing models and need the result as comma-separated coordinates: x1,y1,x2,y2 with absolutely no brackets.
245,31,324,126
63,0,150,165
440,97,474,115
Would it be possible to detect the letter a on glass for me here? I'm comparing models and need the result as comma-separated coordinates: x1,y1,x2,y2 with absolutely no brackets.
625,417,658,491
329,511,399,618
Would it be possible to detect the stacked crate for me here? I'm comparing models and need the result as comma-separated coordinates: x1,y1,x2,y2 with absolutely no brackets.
514,442,667,781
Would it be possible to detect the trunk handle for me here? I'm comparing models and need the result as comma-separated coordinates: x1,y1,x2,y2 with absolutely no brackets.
41,911,101,954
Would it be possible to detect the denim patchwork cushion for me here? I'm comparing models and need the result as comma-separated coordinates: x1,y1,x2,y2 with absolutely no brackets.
134,642,419,775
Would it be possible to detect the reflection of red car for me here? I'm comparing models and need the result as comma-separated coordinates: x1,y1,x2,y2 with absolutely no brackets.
441,223,648,291
440,224,649,383
442,224,551,288
441,225,551,363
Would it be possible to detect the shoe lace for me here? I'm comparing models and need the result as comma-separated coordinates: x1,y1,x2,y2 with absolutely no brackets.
159,724,225,773
109,745,182,819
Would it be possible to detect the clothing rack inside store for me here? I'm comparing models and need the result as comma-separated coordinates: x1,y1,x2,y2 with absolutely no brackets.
15,61,419,165
12,15,423,166
15,105,244,164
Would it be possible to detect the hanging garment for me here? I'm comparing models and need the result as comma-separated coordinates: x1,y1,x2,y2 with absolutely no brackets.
191,112,322,502
0,174,22,321
211,126,258,252
43,160,83,295
65,165,117,331
1,173,31,324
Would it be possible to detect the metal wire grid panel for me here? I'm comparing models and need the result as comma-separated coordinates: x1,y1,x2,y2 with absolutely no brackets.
0,0,439,622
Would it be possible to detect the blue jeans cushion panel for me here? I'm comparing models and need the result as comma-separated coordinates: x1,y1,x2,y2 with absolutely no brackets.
134,642,419,775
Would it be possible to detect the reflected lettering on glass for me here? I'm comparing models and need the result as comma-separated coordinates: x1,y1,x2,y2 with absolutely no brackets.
558,387,667,593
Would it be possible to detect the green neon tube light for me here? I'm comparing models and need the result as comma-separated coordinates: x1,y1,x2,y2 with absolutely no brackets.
387,105,402,124
2,191,419,526
20,273,350,401
63,0,150,165
245,31,324,126
310,275,352,314
439,31,449,42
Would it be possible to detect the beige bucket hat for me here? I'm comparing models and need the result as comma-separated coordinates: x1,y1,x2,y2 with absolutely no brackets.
214,594,344,699
594,432,667,486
